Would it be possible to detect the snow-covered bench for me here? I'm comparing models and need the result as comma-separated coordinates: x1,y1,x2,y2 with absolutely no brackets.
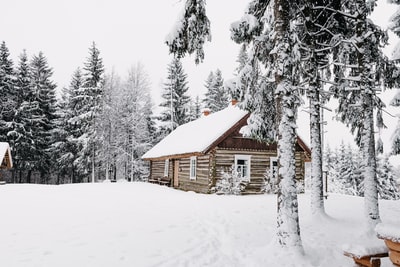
343,243,388,267
148,176,171,186
376,223,400,266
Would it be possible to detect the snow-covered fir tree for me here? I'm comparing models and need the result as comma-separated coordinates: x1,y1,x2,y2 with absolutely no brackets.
28,52,58,183
158,57,191,137
297,0,345,216
7,50,31,183
325,144,399,200
390,90,400,155
74,42,105,183
331,0,397,230
187,95,202,121
376,155,400,200
230,17,276,144
165,0,211,64
203,69,229,112
0,41,15,142
230,0,303,248
52,68,84,183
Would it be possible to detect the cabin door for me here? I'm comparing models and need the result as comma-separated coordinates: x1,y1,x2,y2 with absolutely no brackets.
173,160,179,187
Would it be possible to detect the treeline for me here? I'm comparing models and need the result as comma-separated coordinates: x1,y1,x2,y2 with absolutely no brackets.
324,143,399,200
0,40,233,184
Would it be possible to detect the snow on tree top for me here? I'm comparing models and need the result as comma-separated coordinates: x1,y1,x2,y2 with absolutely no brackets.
142,105,248,160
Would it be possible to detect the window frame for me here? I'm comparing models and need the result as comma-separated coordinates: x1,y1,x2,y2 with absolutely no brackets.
234,155,251,180
190,156,197,180
164,159,169,177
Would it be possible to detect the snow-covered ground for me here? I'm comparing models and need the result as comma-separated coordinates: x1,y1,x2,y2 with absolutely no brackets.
0,182,399,267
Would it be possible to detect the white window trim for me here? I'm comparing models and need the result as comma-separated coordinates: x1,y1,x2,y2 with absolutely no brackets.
164,159,169,177
270,156,278,180
234,155,251,180
190,156,197,180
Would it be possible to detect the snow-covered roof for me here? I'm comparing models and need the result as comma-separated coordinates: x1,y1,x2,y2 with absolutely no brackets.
0,142,13,169
142,105,249,160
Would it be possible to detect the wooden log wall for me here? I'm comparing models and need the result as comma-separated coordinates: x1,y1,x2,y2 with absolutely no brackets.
176,155,210,194
148,149,306,194
149,160,165,180
213,148,306,186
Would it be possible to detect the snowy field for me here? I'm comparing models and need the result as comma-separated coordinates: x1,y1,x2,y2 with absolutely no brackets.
0,182,399,267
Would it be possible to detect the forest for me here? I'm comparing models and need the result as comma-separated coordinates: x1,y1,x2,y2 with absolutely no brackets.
164,0,400,250
0,40,235,184
1,0,400,252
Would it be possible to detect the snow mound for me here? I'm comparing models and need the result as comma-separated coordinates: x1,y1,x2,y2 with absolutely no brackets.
376,223,400,242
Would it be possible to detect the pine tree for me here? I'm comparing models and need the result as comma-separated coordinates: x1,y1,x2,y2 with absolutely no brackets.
0,41,15,142
167,0,303,250
203,69,229,112
165,0,211,64
187,96,202,121
28,52,58,183
376,155,400,200
332,0,394,230
298,0,344,216
158,57,190,135
52,68,84,183
8,50,31,183
74,42,105,183
390,90,400,155
231,15,276,143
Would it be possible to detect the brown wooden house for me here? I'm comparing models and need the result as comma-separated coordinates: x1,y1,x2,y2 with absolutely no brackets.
142,104,311,194
0,142,13,184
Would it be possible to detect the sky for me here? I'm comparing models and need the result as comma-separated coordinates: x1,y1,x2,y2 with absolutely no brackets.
2,0,400,161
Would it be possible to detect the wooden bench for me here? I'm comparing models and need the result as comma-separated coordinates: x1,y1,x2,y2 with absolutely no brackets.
344,251,388,267
377,223,400,266
148,176,171,186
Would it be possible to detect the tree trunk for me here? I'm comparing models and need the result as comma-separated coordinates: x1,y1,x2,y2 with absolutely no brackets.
310,87,325,215
362,93,380,230
274,0,303,250
26,170,32,184
91,145,95,183
356,0,380,231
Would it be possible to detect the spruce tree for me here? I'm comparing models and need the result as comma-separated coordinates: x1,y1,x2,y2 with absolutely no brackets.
297,0,345,216
376,155,400,200
203,69,229,112
187,96,202,121
8,50,31,183
159,57,190,135
28,52,58,183
53,68,84,183
165,0,211,64
332,0,396,229
75,42,105,183
390,90,400,155
0,41,15,142
167,0,304,249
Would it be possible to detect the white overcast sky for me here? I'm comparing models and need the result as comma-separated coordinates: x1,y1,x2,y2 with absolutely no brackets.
2,0,400,159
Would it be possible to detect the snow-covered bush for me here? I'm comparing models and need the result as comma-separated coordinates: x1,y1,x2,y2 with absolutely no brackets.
262,168,279,194
214,166,248,195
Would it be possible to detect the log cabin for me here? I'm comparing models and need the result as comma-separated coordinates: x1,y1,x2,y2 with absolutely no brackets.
0,142,13,184
142,102,311,194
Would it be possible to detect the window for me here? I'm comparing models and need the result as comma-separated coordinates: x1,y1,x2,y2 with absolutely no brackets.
164,159,169,177
190,156,197,180
270,157,278,180
234,155,251,180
